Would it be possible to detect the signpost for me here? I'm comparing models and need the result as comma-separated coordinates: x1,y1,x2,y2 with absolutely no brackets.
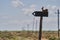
32,7,48,40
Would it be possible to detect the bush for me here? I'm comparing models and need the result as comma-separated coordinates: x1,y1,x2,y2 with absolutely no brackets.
45,34,51,39
57,38,60,40
49,37,56,40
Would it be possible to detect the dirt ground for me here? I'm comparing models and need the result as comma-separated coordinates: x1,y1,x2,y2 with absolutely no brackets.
42,38,48,40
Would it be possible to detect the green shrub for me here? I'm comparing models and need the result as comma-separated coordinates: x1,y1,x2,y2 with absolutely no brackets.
45,34,51,39
49,37,56,40
56,38,60,40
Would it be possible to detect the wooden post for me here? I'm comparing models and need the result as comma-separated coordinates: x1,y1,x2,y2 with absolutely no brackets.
39,16,43,40
39,7,43,40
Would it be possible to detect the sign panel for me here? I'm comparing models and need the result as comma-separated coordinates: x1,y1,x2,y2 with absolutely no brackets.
32,9,48,17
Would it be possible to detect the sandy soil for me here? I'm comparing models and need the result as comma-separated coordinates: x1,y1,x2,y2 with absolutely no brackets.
42,38,48,40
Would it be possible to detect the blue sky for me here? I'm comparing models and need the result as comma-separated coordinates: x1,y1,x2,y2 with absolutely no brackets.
0,0,60,31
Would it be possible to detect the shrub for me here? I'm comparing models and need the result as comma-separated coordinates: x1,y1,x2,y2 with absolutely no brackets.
56,37,60,40
49,37,56,40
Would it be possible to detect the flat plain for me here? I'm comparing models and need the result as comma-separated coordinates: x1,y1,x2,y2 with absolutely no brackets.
0,31,59,40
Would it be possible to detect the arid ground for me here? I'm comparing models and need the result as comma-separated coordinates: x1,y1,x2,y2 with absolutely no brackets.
0,31,58,40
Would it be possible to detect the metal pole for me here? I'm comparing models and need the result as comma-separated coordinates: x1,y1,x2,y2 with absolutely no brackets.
58,9,59,37
27,24,29,31
39,16,43,40
36,20,37,32
32,17,35,33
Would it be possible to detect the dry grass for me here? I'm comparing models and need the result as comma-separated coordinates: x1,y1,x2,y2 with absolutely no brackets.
0,31,59,40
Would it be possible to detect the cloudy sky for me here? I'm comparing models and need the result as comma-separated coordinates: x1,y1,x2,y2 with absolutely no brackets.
0,0,60,31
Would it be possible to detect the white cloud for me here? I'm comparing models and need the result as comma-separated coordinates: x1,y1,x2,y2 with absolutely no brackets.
44,5,59,16
45,5,57,11
0,14,33,27
30,4,36,7
11,0,24,8
22,4,36,15
45,0,57,2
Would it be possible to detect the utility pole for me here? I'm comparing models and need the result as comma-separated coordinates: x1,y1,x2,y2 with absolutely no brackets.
33,17,35,32
36,20,37,32
27,24,29,31
55,9,60,37
57,9,60,37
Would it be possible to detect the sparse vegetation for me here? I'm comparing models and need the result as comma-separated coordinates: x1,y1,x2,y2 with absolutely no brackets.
0,31,59,40
0,31,38,40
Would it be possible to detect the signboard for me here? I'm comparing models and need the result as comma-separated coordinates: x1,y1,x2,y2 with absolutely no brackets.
32,9,48,17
